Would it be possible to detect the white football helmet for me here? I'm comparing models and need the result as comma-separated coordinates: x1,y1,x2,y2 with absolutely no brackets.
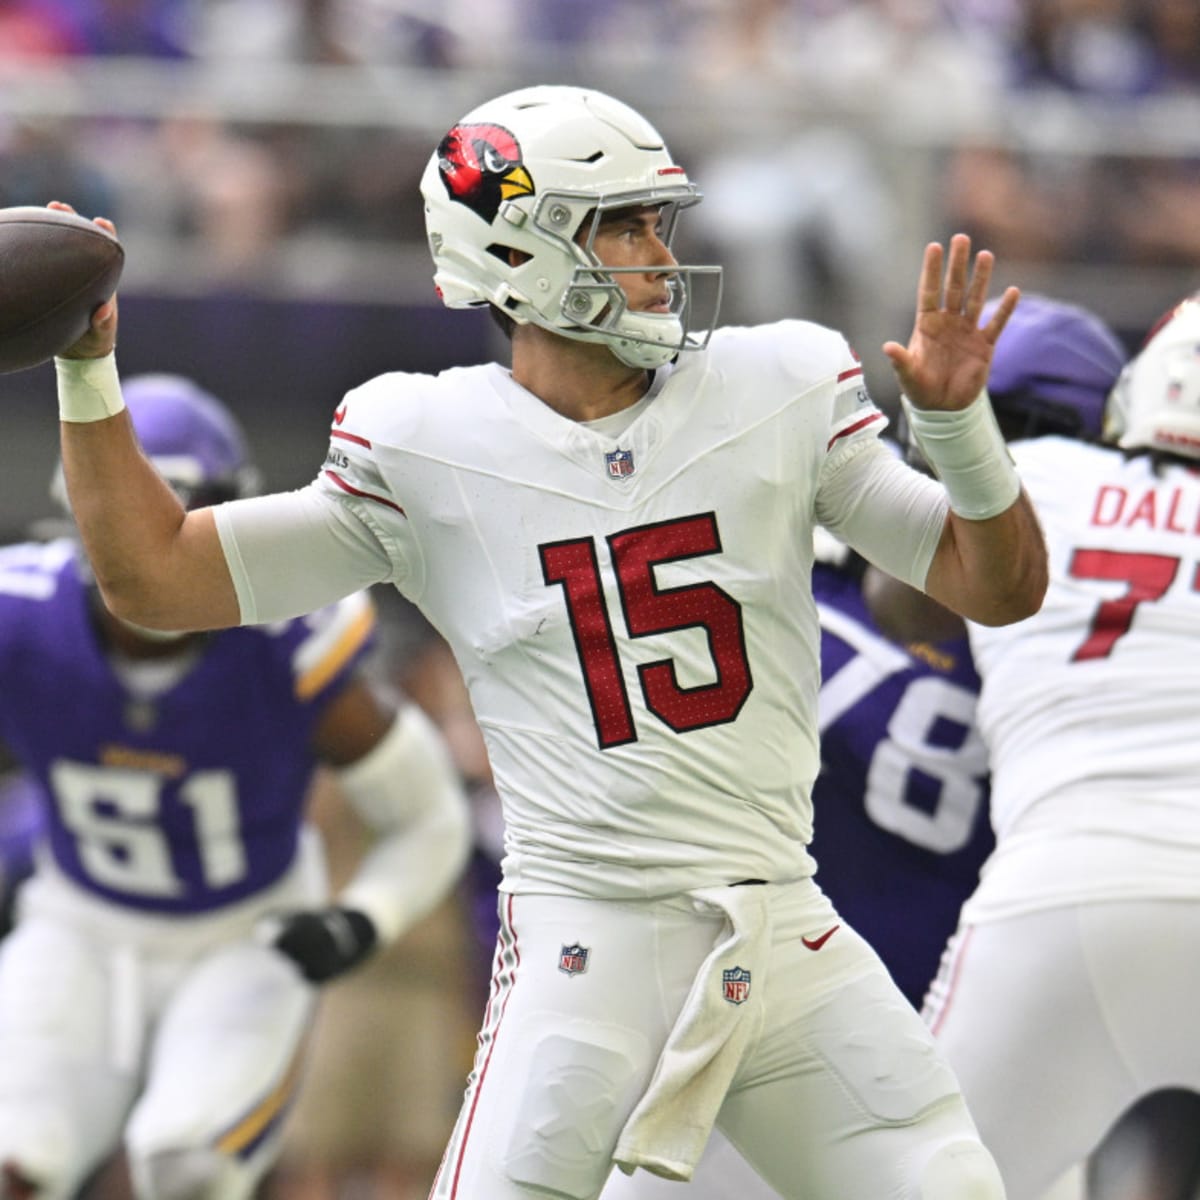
1105,295,1200,460
420,85,722,369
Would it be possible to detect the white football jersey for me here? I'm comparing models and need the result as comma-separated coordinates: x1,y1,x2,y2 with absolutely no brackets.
223,322,944,900
967,437,1200,914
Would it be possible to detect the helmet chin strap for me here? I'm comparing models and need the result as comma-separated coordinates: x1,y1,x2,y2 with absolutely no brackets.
588,311,687,370
608,329,682,370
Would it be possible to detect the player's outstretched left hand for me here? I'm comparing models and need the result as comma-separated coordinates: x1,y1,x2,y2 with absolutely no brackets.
883,233,1019,413
268,906,378,983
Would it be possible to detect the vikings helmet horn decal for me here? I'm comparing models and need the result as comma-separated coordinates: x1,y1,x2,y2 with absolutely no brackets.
437,123,534,223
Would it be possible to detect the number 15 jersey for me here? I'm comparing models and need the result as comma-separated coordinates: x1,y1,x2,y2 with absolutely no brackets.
217,321,947,901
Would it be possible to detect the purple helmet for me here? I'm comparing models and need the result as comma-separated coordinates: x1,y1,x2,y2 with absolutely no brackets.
49,374,259,516
983,294,1127,440
122,374,260,508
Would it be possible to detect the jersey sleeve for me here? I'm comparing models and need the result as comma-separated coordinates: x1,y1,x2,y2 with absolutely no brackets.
213,484,393,626
825,351,889,458
816,439,949,591
214,375,433,626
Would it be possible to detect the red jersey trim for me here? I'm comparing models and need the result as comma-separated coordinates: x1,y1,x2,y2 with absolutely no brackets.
927,925,975,1038
826,410,884,451
323,470,406,516
330,428,372,449
837,366,864,384
446,893,521,1198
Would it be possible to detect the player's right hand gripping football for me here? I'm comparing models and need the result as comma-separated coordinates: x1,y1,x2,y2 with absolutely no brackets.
47,201,119,360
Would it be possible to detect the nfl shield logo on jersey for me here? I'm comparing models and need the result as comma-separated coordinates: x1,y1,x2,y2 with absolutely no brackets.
558,942,590,977
722,966,751,1005
605,448,635,478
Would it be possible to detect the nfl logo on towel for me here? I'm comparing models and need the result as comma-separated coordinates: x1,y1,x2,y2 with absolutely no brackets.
605,448,635,478
722,966,751,1005
558,943,590,976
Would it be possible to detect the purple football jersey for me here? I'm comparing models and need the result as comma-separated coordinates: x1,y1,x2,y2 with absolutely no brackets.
0,772,43,926
810,563,993,1007
0,540,376,914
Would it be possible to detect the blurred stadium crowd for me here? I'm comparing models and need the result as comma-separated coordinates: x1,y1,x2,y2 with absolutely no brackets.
2,0,1199,323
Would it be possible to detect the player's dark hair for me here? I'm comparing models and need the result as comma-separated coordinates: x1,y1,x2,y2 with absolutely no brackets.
488,304,516,340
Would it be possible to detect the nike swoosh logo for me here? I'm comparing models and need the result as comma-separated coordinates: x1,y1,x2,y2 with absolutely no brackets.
333,405,347,425
801,925,840,951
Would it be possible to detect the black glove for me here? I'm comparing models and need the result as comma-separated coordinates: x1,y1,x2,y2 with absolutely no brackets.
271,906,378,984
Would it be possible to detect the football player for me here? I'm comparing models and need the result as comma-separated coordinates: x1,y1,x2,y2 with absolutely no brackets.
0,375,470,1200
920,293,1200,1200
50,85,1046,1200
868,292,1200,1200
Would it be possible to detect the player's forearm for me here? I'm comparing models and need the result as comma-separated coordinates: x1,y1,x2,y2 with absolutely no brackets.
58,357,240,631
927,490,1047,626
900,389,1048,625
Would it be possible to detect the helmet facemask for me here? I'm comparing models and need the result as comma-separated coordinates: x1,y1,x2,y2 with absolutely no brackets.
539,195,721,369
422,86,723,371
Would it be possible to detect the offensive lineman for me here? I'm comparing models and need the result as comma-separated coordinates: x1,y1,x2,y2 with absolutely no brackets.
49,86,1045,1200
0,376,470,1200
921,295,1200,1199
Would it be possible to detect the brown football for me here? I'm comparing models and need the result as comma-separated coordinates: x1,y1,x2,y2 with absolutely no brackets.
0,206,124,374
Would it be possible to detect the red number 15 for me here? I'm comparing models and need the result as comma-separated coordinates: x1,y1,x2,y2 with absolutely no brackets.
540,513,754,749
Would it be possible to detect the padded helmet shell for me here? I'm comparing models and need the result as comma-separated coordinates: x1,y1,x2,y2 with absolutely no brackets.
420,85,721,369
123,374,260,507
1105,296,1200,461
51,374,259,514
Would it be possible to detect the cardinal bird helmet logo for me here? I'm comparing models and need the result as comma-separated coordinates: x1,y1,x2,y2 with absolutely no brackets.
437,122,535,223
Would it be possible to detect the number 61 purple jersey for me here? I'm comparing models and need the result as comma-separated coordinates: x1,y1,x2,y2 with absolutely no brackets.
0,539,376,914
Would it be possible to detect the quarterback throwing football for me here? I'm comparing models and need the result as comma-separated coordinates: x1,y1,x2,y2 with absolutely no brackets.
51,86,1045,1200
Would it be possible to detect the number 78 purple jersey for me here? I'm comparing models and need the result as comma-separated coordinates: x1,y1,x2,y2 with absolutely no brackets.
809,563,992,1007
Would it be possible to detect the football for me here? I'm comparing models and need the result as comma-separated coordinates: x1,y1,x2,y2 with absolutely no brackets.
0,206,124,374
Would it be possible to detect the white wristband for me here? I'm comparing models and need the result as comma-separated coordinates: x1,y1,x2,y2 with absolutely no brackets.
901,390,1020,521
56,353,126,423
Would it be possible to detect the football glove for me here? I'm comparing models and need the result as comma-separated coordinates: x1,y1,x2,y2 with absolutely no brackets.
270,906,378,984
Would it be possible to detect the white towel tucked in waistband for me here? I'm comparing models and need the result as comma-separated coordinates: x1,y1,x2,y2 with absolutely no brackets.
613,883,771,1182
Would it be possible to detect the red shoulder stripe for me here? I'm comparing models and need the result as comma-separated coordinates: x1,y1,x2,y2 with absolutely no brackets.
323,471,406,516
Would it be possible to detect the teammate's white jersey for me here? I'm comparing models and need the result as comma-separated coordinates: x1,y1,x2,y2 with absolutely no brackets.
218,321,947,901
965,436,1200,918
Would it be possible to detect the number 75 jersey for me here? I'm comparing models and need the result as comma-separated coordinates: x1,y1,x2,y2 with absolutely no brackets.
969,436,1200,841
317,321,885,900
